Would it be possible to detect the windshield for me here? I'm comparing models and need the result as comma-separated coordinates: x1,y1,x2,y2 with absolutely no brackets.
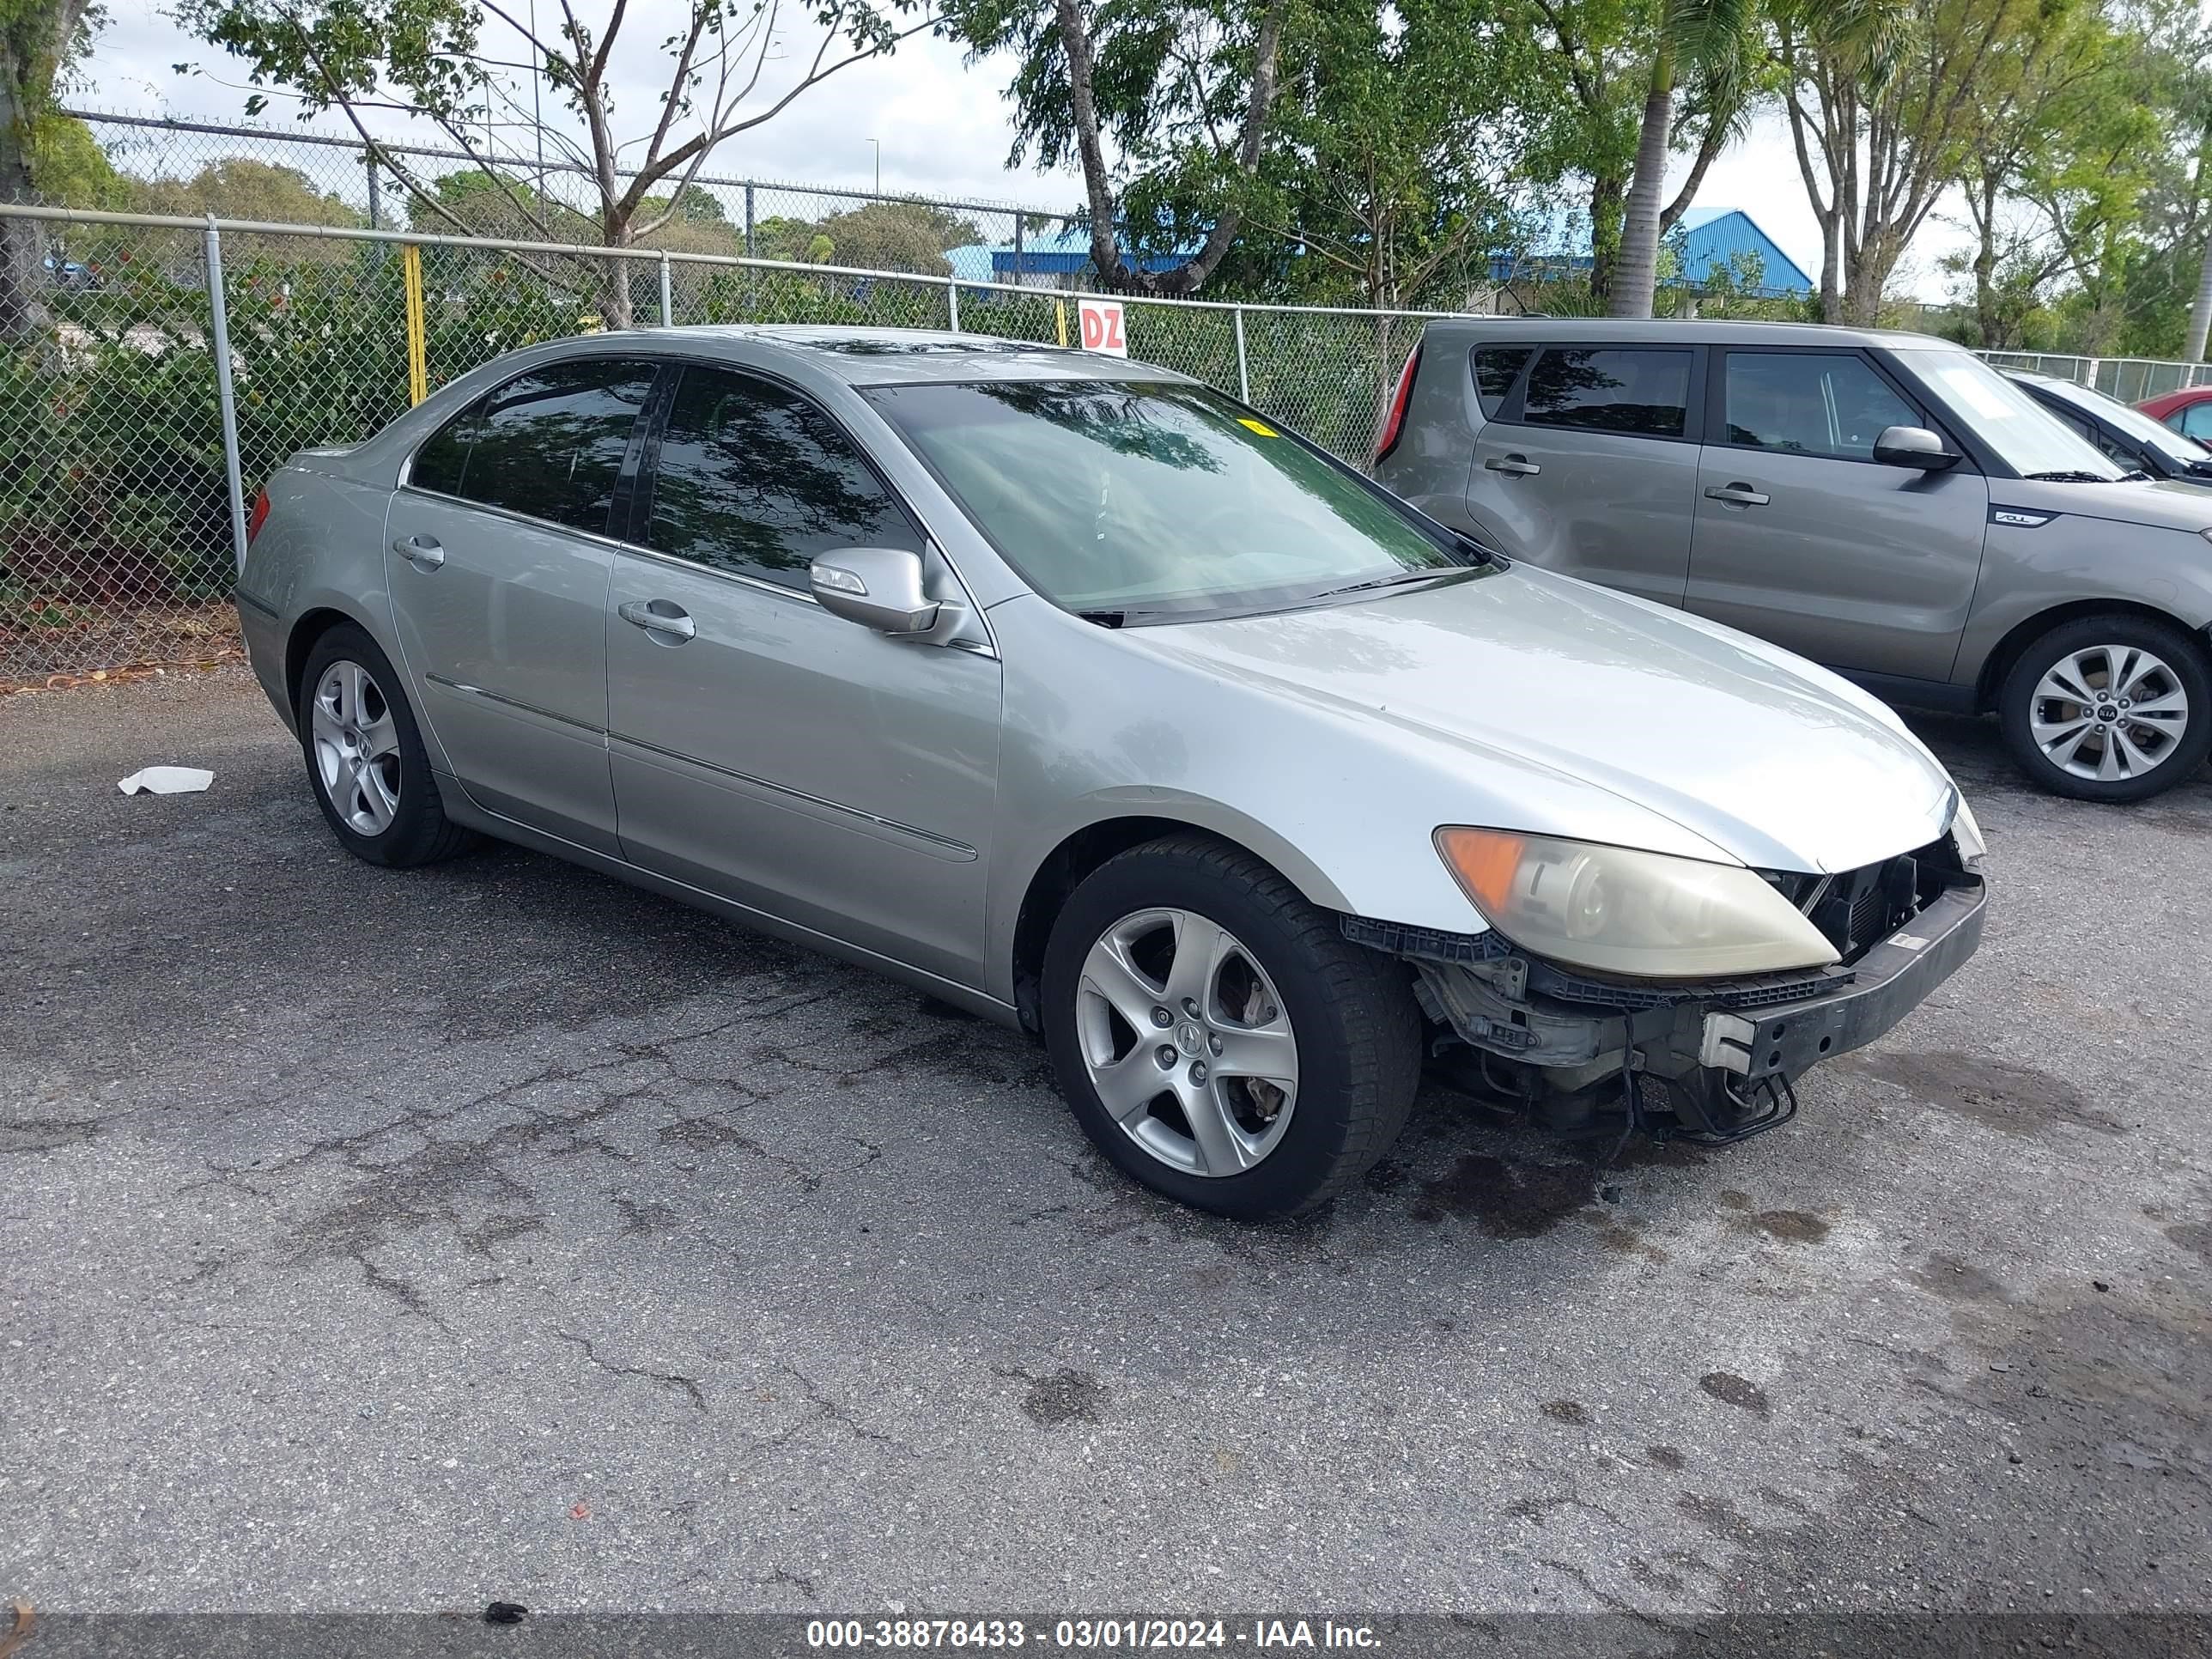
865,380,1477,620
1911,351,2126,480
2037,375,2212,467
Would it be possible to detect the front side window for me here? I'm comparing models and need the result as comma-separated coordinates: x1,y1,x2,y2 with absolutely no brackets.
1723,351,1917,462
866,379,1478,621
643,368,921,590
445,359,656,533
1522,347,1692,439
2185,402,2212,441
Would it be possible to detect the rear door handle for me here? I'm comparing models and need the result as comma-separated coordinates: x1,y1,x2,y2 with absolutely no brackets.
1705,483,1771,507
617,599,696,642
1485,454,1541,477
392,534,445,568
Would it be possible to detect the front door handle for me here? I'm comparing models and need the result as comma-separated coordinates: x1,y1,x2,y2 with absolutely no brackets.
617,599,696,643
1485,454,1542,477
1705,483,1771,507
392,534,445,568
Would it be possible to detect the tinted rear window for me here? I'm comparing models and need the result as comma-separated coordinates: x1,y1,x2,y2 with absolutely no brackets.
1522,347,1692,438
1472,346,1531,419
644,365,921,590
450,359,657,534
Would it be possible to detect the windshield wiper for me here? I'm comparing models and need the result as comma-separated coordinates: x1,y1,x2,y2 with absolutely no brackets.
1309,568,1462,602
2118,469,2153,482
2023,469,2117,483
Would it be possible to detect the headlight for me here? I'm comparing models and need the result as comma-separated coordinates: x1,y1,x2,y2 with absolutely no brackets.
1433,828,1839,979
1949,795,1986,864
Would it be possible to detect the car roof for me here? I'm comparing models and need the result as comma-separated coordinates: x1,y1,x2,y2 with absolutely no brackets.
2141,384,2212,415
554,324,1194,387
1416,317,1961,350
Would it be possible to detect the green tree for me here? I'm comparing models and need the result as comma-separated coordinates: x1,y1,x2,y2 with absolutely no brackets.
1,0,100,337
1775,0,2033,324
1945,0,2157,348
1608,0,1761,318
1516,0,1639,307
807,200,983,273
175,0,935,325
948,0,1290,294
1232,0,1546,307
134,157,364,265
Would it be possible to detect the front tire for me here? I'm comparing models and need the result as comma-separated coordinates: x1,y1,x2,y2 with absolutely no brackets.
1041,836,1422,1220
297,623,478,867
1998,614,2211,802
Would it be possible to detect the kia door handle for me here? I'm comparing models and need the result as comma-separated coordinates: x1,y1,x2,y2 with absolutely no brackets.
392,534,445,568
1705,483,1771,507
1485,454,1542,477
617,599,696,643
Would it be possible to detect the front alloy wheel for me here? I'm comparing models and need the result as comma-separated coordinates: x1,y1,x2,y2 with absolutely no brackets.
2001,614,2212,803
1076,907,1301,1178
1042,834,1421,1220
2027,643,2188,785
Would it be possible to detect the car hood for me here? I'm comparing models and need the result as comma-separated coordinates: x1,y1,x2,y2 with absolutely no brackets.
1141,565,1958,876
1990,473,2212,529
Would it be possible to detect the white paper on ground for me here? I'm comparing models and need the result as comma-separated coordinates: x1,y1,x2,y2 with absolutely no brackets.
118,766,216,796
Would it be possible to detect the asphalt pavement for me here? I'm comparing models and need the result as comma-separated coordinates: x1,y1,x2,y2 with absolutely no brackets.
2,669,2207,1626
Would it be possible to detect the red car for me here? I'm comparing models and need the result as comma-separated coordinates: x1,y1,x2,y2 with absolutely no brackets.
2137,383,2212,441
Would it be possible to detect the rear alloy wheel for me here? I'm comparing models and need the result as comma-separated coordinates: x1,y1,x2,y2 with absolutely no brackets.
1042,836,1421,1219
2000,615,2212,802
310,659,403,837
297,623,478,866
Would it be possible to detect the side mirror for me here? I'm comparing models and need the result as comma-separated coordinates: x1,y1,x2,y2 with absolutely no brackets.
1873,424,1961,471
810,546,941,634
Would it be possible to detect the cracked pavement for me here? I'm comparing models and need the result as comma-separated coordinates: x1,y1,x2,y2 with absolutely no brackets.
2,669,2208,1616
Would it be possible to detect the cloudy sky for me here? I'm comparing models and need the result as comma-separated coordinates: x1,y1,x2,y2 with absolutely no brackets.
81,3,1966,299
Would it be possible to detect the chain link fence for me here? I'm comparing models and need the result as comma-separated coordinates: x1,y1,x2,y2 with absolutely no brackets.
10,198,2212,687
0,205,1454,684
1978,350,2212,404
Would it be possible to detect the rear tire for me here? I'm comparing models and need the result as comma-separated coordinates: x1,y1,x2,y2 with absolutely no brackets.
1041,835,1422,1220
1998,614,2211,803
296,623,478,867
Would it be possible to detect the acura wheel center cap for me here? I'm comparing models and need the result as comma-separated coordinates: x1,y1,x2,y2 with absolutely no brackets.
1175,1021,1206,1055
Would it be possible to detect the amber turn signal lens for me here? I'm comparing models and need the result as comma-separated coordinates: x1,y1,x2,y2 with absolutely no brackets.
1433,826,1526,919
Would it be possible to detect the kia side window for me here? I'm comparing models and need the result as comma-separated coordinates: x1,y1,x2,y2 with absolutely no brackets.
1522,347,1692,438
1472,347,1532,419
454,360,657,535
644,367,921,590
1723,352,1917,462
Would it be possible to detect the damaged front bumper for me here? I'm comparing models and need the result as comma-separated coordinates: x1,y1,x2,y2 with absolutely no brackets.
1694,878,1985,1081
1347,860,1987,1136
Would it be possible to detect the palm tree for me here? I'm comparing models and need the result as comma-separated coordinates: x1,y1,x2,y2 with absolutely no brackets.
1607,0,1762,319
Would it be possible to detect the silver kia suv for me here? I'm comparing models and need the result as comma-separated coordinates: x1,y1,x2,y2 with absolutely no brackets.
1373,319,2212,802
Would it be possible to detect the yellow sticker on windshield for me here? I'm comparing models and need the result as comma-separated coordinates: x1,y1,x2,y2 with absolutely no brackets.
1237,417,1279,437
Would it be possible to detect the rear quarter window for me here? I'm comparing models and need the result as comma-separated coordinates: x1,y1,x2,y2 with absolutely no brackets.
1522,346,1692,439
1472,346,1532,419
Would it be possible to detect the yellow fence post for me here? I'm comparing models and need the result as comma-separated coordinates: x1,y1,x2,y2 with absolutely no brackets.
1055,299,1068,349
401,244,428,406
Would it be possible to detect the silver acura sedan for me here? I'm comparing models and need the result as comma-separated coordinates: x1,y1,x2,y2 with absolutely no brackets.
235,326,1987,1219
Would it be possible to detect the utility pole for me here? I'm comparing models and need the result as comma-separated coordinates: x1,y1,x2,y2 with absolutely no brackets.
869,138,881,199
